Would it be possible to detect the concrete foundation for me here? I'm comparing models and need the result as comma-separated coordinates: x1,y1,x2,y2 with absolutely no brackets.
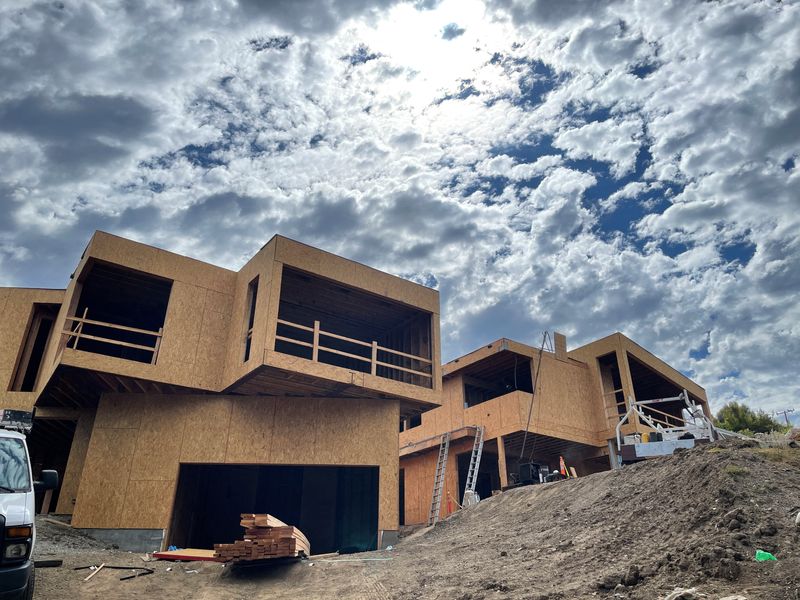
378,529,400,549
79,528,164,553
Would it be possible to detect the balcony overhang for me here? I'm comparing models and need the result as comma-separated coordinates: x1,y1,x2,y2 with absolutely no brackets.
223,351,440,415
35,363,206,409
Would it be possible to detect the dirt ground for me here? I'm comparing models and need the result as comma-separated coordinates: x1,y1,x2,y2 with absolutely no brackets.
34,440,800,599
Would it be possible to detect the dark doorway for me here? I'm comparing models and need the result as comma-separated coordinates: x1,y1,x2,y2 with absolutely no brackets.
26,418,76,513
169,464,379,554
457,451,499,504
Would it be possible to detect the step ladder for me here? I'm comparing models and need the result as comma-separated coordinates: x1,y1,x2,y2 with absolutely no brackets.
462,426,485,507
427,432,451,526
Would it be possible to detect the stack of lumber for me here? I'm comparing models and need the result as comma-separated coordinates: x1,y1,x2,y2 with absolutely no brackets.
213,514,310,563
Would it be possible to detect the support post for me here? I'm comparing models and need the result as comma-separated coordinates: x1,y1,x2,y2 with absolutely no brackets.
151,327,163,365
607,439,620,470
371,341,378,376
497,435,509,488
312,320,320,362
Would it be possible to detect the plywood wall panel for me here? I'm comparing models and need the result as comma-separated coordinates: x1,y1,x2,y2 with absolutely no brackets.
128,397,186,481
72,427,138,528
269,398,318,464
119,479,176,529
180,397,232,463
225,397,277,463
157,281,207,367
55,408,95,514
93,394,143,429
0,288,63,395
73,393,401,532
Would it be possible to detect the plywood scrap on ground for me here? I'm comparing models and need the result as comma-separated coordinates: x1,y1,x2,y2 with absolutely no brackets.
213,513,310,563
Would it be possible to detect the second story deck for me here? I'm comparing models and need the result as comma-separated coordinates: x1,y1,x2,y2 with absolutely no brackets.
15,232,441,412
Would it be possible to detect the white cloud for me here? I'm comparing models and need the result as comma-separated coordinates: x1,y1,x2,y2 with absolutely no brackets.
0,0,797,419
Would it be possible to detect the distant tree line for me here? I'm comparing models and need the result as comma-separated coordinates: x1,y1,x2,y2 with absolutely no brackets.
714,401,790,436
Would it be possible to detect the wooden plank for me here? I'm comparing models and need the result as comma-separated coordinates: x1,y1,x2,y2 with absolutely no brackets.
375,360,432,378
312,320,320,362
276,319,314,333
64,316,161,337
377,345,432,364
153,548,220,562
318,329,372,349
62,332,156,352
318,346,371,363
275,335,314,349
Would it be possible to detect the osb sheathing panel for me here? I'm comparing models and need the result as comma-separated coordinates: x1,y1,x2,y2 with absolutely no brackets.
73,394,399,531
402,355,605,449
0,288,64,395
180,397,233,463
273,236,439,314
566,332,710,436
128,398,187,482
38,231,238,394
32,231,440,403
527,355,605,443
265,351,441,407
55,408,95,514
88,231,235,293
567,335,630,437
222,241,276,388
72,427,139,528
118,479,175,529
0,393,37,412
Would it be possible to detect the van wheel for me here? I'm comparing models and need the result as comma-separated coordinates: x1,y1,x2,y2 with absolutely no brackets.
24,564,34,600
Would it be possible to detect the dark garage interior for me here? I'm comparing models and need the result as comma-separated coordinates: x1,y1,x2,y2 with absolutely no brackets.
168,464,379,554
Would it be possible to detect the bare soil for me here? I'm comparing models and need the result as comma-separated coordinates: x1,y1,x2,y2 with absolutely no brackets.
34,440,800,599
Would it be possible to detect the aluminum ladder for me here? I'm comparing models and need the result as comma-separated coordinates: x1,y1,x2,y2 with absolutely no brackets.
462,426,485,506
427,432,451,526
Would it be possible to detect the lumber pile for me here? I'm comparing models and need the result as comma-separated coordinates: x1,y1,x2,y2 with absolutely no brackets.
213,514,310,563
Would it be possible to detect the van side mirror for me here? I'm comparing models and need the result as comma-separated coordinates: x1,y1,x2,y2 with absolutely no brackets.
34,470,58,491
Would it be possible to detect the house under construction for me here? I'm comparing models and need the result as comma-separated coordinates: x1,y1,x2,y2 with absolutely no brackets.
398,334,709,526
0,231,441,551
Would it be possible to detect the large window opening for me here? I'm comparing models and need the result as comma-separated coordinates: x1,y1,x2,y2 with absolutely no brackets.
65,261,172,364
10,303,59,392
243,277,259,362
627,353,689,426
169,464,379,555
461,351,533,408
598,352,626,417
275,267,433,388
457,449,499,501
26,418,76,513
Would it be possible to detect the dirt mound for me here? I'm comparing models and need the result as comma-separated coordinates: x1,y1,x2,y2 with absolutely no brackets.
33,441,800,599
386,440,800,599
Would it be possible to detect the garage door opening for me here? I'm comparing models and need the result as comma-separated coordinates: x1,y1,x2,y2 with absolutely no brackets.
168,464,378,555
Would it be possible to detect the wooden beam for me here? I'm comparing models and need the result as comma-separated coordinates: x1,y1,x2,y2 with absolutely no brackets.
34,407,80,421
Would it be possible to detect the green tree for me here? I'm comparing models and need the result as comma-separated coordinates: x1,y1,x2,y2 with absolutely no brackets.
715,401,788,434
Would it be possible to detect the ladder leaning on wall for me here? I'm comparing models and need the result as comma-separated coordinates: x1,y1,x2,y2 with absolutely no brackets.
427,432,451,526
462,426,485,507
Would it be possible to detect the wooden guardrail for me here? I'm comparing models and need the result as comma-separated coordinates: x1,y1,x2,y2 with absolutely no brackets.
62,308,163,365
275,318,432,384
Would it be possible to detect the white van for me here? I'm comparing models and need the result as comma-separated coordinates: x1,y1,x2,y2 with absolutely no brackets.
0,422,58,599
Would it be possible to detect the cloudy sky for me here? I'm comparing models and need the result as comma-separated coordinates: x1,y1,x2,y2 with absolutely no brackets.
0,0,798,421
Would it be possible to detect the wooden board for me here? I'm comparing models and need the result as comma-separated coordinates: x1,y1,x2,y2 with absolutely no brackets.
153,548,220,562
214,513,311,563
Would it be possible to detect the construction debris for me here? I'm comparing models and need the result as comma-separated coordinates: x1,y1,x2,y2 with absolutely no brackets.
213,514,310,563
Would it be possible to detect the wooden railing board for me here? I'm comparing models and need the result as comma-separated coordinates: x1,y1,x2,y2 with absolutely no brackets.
276,317,433,384
61,308,163,365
